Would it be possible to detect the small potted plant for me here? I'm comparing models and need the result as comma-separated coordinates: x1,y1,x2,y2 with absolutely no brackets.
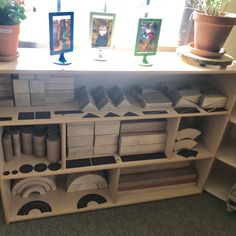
187,0,236,55
0,0,26,61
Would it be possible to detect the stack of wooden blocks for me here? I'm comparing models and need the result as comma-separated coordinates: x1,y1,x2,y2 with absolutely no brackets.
94,121,120,156
0,74,14,107
118,119,167,155
67,122,94,159
13,79,31,107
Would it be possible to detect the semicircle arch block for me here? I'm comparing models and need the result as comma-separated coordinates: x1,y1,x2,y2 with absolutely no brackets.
77,194,107,209
22,184,47,198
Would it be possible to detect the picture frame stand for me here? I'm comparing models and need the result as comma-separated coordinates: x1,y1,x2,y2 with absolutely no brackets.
94,49,107,61
53,53,72,65
139,55,152,67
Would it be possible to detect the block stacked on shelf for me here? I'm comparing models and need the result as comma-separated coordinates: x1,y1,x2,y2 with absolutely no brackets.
67,122,94,159
119,119,167,155
94,121,120,156
13,79,31,107
0,74,14,107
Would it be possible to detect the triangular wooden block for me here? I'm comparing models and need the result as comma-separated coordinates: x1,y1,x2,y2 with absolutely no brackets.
199,94,227,109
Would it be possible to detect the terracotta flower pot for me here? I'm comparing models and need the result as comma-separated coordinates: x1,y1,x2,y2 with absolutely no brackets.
0,24,20,61
193,11,236,53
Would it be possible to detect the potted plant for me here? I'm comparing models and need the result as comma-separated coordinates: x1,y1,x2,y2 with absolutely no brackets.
187,0,236,55
0,0,26,61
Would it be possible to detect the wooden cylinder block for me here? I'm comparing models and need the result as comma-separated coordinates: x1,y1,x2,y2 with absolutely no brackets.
12,129,21,157
2,133,13,162
47,135,60,163
33,130,46,158
21,126,34,155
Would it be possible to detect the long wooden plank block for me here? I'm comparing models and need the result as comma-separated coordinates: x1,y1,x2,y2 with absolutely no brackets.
94,134,118,146
67,135,94,147
95,121,120,135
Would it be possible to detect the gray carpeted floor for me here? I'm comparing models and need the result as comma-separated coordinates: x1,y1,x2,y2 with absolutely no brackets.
0,192,235,236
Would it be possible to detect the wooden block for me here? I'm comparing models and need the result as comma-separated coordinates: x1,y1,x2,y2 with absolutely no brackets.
173,139,198,151
120,119,167,134
94,134,118,146
67,135,94,147
14,93,31,107
29,80,45,93
95,121,120,135
67,123,94,136
119,143,165,155
0,90,13,97
18,74,35,80
0,74,12,84
45,95,74,104
45,81,74,90
22,184,46,198
0,84,12,91
120,131,167,146
119,167,197,191
0,97,14,107
30,93,46,106
46,90,74,96
66,171,108,192
176,128,201,141
13,80,29,93
199,94,227,108
68,146,93,158
94,144,118,156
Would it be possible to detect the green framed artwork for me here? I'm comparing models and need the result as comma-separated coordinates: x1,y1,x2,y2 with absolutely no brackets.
134,18,162,65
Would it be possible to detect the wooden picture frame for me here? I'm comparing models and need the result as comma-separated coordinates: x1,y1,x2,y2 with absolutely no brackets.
90,12,116,49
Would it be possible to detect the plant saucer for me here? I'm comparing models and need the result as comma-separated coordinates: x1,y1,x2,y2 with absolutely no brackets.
188,42,226,58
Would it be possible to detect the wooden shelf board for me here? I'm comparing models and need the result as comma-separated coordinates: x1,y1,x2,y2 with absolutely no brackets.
205,162,236,202
0,102,229,127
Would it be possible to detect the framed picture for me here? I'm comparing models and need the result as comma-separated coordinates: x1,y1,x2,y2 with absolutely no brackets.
134,18,162,56
90,12,116,49
49,12,74,55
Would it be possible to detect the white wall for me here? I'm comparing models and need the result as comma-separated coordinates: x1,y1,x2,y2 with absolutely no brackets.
224,1,236,58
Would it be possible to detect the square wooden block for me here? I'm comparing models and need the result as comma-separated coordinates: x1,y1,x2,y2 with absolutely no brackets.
67,135,94,147
30,80,45,93
95,121,120,135
94,134,118,146
14,93,31,107
13,80,29,94
94,144,118,156
68,146,93,159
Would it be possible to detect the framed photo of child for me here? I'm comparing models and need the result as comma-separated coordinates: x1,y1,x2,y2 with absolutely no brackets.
90,12,116,49
49,12,74,55
134,18,162,56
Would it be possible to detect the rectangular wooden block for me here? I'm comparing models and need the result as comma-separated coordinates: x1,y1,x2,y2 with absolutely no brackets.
0,84,12,91
67,135,94,147
30,93,46,106
67,123,94,136
45,81,74,90
0,90,13,97
199,94,227,108
18,74,35,80
13,80,29,93
94,144,118,156
95,121,120,135
68,146,93,159
119,132,167,147
119,143,165,155
94,134,118,146
29,80,45,93
120,119,167,134
45,95,74,104
0,74,11,84
0,97,14,107
14,93,31,107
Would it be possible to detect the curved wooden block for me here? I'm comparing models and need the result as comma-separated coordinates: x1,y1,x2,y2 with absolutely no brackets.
66,171,108,193
176,128,201,141
12,176,56,196
173,139,197,152
22,184,46,198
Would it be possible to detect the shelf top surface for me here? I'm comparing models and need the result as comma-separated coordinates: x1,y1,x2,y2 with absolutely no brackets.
0,49,236,74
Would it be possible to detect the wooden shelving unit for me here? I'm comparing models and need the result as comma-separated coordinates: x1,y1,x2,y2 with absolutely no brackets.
0,49,236,223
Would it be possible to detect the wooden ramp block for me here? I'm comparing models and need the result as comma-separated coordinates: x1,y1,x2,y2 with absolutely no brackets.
176,128,201,141
199,94,227,109
95,121,120,135
119,132,167,146
119,143,165,156
66,171,108,192
120,119,167,134
119,167,197,191
173,139,197,151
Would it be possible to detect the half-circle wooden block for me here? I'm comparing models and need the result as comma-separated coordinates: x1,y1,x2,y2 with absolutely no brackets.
173,139,197,152
12,176,56,196
22,184,46,198
77,194,107,209
176,128,201,141
66,171,108,193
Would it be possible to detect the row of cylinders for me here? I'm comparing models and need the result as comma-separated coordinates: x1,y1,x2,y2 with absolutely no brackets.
2,125,61,163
